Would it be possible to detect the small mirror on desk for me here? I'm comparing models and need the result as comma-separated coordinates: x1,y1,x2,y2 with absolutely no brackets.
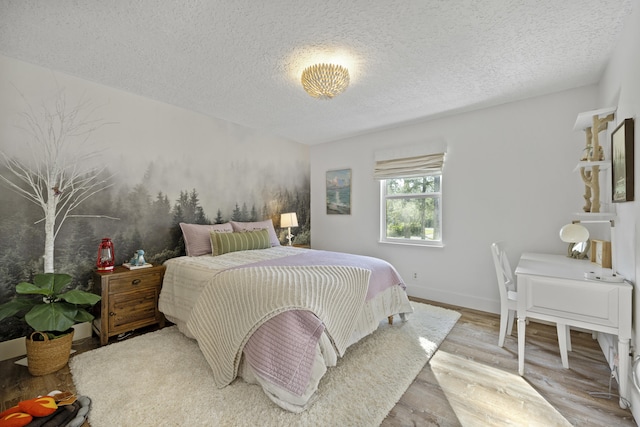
568,241,590,259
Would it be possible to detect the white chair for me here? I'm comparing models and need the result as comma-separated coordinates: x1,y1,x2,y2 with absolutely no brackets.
491,242,518,347
490,242,571,357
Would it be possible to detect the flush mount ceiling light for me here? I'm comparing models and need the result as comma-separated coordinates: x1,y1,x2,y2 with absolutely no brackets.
301,63,350,100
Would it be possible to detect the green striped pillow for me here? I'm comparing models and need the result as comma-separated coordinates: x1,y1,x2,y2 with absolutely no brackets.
210,229,271,256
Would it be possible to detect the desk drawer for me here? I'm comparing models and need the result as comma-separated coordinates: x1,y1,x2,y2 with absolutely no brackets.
522,275,620,329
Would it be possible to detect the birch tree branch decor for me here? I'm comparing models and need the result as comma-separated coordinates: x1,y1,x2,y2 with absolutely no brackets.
0,89,115,273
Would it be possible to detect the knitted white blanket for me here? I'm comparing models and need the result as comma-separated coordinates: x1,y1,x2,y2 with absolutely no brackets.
186,264,371,388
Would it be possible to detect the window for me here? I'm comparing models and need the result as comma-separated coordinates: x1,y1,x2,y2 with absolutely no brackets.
380,175,442,246
373,146,445,247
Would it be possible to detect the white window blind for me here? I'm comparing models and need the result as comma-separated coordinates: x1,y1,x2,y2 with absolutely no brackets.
373,153,445,179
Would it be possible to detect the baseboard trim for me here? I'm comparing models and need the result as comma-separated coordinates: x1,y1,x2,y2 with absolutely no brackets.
0,322,92,361
406,284,499,314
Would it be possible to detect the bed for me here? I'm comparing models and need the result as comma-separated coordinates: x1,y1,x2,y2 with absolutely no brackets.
158,221,413,412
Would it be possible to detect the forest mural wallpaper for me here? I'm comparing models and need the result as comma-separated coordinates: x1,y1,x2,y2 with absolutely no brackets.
0,55,310,342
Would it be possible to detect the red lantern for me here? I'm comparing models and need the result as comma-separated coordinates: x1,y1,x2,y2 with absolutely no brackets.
96,238,115,271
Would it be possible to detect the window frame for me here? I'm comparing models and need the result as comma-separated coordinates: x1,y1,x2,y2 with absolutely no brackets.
379,173,444,247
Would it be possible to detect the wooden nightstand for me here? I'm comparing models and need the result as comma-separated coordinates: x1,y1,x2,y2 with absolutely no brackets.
92,265,166,345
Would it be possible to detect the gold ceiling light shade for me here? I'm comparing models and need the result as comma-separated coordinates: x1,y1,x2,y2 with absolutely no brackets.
301,63,350,99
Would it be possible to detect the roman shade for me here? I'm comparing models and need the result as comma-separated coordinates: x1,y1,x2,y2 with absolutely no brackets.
373,141,446,179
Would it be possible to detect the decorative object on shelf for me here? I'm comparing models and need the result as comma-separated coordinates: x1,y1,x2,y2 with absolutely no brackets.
301,63,350,99
569,217,617,272
611,118,635,203
0,273,101,375
96,238,115,271
129,249,146,266
280,212,298,246
326,168,352,215
573,107,616,213
580,144,604,161
590,239,612,268
559,223,590,259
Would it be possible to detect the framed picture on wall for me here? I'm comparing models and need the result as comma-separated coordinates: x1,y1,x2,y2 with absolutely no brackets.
611,118,635,202
326,169,351,214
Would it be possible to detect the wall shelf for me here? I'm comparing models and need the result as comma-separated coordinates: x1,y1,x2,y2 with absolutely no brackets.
573,106,616,130
572,212,616,225
573,107,616,214
573,161,611,172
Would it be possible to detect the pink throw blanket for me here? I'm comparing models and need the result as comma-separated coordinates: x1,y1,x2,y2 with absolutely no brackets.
243,310,325,396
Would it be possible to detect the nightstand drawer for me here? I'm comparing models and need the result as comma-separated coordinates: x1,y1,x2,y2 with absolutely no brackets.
109,287,160,332
108,271,163,294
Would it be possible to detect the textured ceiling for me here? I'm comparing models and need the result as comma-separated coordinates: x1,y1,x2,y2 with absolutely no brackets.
0,1,634,145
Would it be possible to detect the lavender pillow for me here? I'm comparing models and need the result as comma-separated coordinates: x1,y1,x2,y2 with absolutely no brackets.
179,222,233,256
229,219,280,247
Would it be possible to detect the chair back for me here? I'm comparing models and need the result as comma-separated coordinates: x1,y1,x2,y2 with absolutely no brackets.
491,242,516,303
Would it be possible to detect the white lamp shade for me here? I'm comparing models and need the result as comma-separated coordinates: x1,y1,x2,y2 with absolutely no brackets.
559,223,590,243
280,212,298,228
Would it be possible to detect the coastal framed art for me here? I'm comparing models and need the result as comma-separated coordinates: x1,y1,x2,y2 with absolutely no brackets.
611,118,634,202
326,169,351,214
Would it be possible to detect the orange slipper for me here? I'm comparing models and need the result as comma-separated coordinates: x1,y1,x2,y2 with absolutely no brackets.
0,412,33,427
18,396,57,417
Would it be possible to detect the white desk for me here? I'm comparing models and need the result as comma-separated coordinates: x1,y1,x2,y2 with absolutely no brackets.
515,252,632,408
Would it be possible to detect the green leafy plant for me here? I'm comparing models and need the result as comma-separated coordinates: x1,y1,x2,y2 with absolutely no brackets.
0,273,101,337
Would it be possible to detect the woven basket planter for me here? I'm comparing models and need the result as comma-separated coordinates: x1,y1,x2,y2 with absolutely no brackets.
25,329,74,376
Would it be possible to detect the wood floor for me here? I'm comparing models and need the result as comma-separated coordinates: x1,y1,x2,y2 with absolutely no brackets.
383,299,635,426
1,299,636,426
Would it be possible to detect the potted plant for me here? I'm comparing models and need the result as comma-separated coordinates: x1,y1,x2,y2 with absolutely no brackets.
0,273,101,375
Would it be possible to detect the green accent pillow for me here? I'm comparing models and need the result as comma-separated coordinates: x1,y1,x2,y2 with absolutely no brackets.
210,229,271,256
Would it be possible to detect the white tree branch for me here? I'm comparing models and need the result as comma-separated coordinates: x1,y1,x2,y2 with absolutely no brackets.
1,86,117,272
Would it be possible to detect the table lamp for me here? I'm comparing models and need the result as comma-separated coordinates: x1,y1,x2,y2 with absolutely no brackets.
280,212,298,246
559,223,590,259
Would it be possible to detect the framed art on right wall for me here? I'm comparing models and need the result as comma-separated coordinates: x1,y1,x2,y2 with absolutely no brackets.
612,118,635,202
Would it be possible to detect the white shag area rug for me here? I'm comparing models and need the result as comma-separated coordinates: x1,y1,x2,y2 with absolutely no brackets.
70,302,460,427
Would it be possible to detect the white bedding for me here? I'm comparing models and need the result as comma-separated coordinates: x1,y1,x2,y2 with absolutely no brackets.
160,246,299,335
159,246,413,412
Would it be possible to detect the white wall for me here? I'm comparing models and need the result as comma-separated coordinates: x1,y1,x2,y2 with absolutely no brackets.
310,85,598,313
598,0,640,418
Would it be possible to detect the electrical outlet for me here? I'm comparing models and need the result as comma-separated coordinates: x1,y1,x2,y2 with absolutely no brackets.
413,272,418,279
